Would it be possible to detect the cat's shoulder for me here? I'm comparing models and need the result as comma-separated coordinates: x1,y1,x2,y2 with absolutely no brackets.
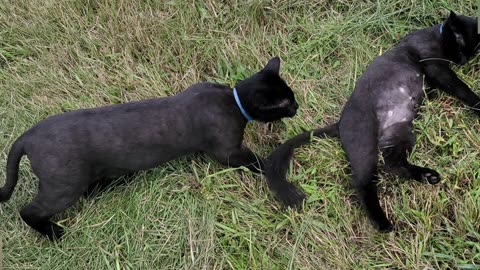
179,82,232,103
185,82,230,93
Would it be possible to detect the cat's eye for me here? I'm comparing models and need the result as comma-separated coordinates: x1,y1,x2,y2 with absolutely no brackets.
277,99,291,108
455,33,466,47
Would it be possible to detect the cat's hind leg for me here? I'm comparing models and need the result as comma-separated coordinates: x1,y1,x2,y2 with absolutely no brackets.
21,174,89,240
380,122,441,184
340,117,393,232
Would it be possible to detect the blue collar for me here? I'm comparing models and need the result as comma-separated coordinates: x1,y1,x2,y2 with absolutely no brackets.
439,23,443,34
233,88,253,122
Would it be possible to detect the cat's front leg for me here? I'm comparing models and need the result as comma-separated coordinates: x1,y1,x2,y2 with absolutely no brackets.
424,63,480,116
209,145,265,174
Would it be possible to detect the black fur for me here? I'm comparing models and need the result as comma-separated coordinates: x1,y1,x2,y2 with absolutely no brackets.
0,57,298,240
266,12,480,232
266,124,339,207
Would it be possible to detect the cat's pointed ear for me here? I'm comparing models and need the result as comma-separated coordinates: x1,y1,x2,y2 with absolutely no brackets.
444,10,459,28
443,10,466,46
448,10,457,20
262,57,281,74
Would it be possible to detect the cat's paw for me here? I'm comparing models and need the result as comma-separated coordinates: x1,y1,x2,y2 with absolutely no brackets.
45,223,65,241
275,182,306,210
419,168,441,184
411,166,441,184
373,218,394,233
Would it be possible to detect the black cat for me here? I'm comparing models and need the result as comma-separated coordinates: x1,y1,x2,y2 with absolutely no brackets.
0,57,299,240
266,12,480,232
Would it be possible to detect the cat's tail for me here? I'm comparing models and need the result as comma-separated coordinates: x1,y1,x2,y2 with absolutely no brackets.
266,123,339,208
0,137,25,202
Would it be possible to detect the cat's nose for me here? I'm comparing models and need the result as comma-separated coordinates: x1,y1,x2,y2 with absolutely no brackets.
293,101,299,110
287,101,299,117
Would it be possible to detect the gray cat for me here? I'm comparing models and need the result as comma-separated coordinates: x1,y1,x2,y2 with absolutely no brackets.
0,57,299,240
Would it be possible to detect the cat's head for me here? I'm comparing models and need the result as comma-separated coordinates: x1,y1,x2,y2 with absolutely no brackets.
442,11,480,65
235,57,298,123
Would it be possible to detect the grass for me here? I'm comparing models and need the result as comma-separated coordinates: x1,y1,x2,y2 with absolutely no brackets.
0,0,479,269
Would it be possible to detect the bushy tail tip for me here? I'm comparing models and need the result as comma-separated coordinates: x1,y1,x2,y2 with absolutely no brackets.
266,123,339,207
0,137,25,203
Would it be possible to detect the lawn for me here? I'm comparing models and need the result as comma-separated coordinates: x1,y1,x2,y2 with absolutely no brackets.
0,0,479,269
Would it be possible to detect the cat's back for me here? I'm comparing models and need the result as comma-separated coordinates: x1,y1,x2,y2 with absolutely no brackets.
26,96,167,132
177,82,231,101
23,82,231,138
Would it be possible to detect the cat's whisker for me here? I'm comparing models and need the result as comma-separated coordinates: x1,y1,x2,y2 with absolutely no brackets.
474,42,480,52
419,58,455,64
